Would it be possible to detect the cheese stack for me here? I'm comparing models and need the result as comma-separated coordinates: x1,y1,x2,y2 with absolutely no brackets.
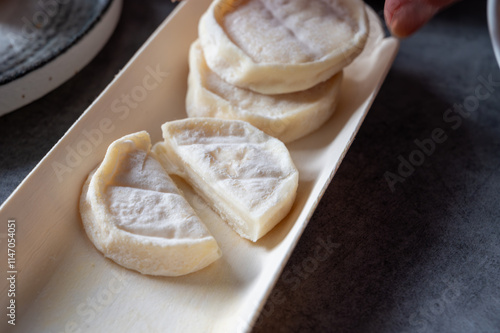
187,0,369,142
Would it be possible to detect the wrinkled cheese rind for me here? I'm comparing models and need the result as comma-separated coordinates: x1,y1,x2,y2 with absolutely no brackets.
153,118,299,242
199,0,368,94
80,131,221,276
186,40,343,142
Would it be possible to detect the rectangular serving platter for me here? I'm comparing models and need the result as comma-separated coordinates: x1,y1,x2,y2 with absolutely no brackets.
0,1,398,332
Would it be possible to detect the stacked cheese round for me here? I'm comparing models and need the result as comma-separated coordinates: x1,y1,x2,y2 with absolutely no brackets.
187,0,369,142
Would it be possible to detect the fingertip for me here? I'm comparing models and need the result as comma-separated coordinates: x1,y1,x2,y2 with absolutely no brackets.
385,1,439,38
384,0,403,27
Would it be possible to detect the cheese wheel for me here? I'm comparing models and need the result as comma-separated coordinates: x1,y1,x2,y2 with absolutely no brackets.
186,40,343,143
80,131,221,276
199,0,368,94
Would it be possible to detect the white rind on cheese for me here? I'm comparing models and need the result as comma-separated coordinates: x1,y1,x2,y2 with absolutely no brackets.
80,131,221,276
198,0,368,94
186,40,343,143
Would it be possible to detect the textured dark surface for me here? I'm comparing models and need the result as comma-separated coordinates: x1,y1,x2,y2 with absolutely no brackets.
0,0,112,85
1,0,500,332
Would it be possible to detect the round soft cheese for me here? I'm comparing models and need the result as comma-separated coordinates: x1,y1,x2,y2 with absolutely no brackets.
80,131,221,276
199,0,368,94
186,40,343,143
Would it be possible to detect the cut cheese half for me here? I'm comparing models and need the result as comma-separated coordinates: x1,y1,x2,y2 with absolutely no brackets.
199,0,368,94
152,118,299,242
79,131,221,276
186,40,343,143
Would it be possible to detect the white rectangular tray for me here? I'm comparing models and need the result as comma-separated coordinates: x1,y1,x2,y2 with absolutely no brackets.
0,1,398,332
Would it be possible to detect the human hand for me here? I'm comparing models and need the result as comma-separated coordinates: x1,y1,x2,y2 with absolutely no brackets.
384,0,461,37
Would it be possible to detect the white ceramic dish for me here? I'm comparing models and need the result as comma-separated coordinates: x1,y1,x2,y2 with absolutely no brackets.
0,0,122,116
0,1,398,332
488,0,500,69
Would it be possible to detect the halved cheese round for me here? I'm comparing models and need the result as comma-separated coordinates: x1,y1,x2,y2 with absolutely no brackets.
152,118,299,242
79,131,221,276
199,0,368,94
186,40,343,143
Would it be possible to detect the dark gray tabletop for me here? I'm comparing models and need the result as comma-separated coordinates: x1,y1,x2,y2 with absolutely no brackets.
1,1,499,332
